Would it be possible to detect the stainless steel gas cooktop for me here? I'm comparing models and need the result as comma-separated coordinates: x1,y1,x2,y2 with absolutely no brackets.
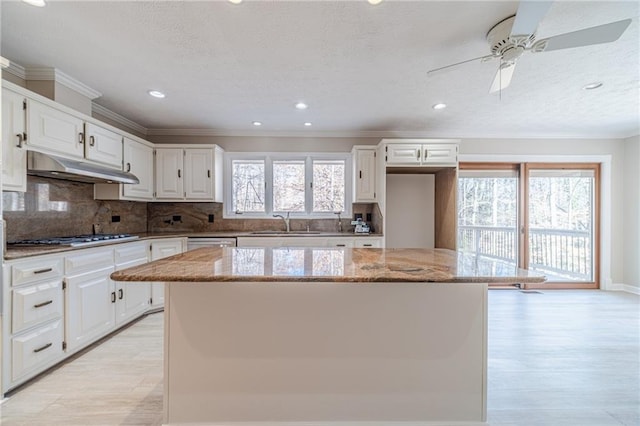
8,234,139,247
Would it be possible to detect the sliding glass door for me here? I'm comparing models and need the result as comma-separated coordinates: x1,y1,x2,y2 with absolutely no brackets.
458,163,600,289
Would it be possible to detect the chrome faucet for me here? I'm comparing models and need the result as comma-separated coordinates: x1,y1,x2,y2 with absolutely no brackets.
335,212,342,233
273,212,291,233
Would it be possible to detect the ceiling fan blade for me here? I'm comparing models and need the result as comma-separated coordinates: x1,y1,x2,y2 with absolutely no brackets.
533,18,632,52
489,62,516,94
427,55,495,77
510,1,553,37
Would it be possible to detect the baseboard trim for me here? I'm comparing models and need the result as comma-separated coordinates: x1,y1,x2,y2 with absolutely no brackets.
162,422,489,426
608,283,640,295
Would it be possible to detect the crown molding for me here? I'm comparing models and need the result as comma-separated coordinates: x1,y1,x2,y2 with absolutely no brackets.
145,128,442,138
24,67,102,100
92,103,148,136
3,61,26,79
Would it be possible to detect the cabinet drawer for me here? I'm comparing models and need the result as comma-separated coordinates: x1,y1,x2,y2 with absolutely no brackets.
11,257,64,287
12,319,64,382
354,238,382,248
328,238,354,248
114,241,148,266
65,247,114,276
12,280,63,334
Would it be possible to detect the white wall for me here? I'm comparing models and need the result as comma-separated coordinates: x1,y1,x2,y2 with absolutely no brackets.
623,135,640,291
459,138,626,288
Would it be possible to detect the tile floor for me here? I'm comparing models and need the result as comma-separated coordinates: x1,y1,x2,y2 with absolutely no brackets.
0,289,638,425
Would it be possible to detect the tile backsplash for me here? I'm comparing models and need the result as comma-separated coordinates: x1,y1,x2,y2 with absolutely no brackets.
3,176,383,242
3,176,147,242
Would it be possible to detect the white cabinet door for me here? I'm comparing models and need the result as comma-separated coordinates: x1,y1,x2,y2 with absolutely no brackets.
422,144,458,166
26,99,84,159
115,260,150,326
84,123,123,168
155,148,184,199
65,266,116,352
354,148,376,202
122,138,154,200
150,238,184,308
385,144,421,165
2,89,27,192
185,148,213,199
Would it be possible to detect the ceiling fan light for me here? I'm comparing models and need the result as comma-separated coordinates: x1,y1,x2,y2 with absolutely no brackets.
432,103,447,110
583,82,603,90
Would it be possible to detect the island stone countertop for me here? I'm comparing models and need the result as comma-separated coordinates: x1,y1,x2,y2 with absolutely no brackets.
111,246,546,283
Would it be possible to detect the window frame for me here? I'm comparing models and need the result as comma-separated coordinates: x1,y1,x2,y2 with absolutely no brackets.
224,152,352,219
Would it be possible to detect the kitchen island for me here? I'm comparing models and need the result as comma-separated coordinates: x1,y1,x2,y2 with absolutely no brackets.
112,247,545,426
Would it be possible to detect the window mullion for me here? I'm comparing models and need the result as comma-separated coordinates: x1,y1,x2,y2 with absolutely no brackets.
265,156,274,216
305,156,313,215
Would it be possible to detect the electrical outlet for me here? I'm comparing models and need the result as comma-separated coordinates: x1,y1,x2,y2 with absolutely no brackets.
111,215,121,223
366,213,372,222
208,214,214,223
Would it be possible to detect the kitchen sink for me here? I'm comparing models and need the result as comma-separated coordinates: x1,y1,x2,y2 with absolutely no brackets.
250,230,322,235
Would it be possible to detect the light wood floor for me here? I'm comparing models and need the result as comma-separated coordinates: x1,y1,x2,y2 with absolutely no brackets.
0,290,638,425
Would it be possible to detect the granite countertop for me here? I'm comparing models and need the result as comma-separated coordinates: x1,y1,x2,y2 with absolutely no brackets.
110,247,546,284
3,232,383,260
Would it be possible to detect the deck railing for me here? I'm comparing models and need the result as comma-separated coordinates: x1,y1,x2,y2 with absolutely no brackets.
458,225,592,281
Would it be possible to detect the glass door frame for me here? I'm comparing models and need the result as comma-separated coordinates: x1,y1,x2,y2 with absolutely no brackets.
459,162,601,289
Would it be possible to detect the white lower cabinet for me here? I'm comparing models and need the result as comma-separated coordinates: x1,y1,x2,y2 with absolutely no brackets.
65,266,116,353
3,253,66,392
150,238,185,308
236,236,383,248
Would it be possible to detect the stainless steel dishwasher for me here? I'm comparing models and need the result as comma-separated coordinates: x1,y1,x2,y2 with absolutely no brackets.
186,237,236,251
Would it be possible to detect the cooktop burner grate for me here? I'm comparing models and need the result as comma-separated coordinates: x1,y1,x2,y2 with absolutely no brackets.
9,234,139,247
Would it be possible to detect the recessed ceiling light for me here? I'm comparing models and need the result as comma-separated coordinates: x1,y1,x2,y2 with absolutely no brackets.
295,102,308,110
252,121,263,126
304,122,312,127
148,90,166,98
228,0,242,4
583,82,603,90
22,0,46,7
432,103,447,110
367,0,383,4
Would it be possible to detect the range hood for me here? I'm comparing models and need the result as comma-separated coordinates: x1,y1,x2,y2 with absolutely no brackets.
27,151,140,184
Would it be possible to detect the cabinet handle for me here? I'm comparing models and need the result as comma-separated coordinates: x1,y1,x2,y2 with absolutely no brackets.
207,169,211,178
178,169,181,178
111,292,116,303
118,289,124,300
34,300,53,308
16,134,23,148
336,244,346,247
33,343,53,353
417,150,421,160
359,170,362,179
89,135,95,146
78,133,84,144
363,244,373,247
33,267,53,275
126,162,131,172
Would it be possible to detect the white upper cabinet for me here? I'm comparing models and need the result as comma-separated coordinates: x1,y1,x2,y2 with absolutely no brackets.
84,122,123,169
383,139,459,167
155,148,184,199
352,146,377,202
122,138,154,200
184,148,214,199
154,145,223,201
2,89,27,192
26,99,85,159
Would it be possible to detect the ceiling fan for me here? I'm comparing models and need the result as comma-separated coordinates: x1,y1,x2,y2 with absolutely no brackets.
427,1,632,94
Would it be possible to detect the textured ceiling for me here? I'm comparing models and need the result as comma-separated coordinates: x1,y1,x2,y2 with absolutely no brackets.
1,0,638,138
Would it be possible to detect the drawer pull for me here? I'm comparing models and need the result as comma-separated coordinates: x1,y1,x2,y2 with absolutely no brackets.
118,289,124,300
33,300,54,308
363,244,373,247
33,342,52,353
33,268,53,275
336,244,346,247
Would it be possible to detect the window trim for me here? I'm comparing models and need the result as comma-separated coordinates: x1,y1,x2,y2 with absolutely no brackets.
224,152,352,219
